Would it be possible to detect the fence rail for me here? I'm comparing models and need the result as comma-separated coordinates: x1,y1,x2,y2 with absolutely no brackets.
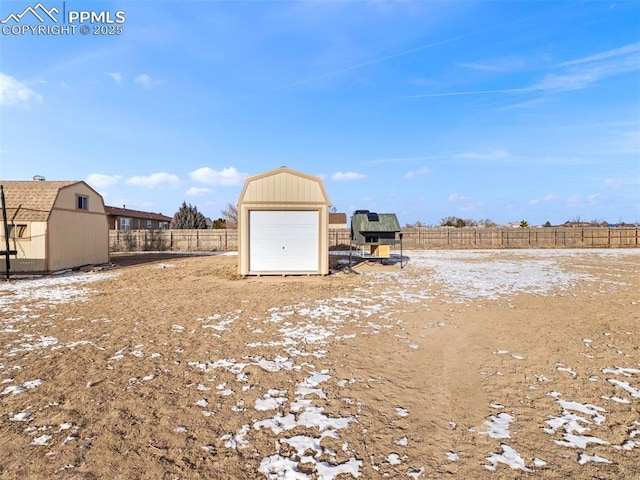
110,229,237,252
110,227,639,253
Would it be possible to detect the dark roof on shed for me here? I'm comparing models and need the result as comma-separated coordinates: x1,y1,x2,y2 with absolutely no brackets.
351,212,401,233
0,180,79,222
105,206,172,222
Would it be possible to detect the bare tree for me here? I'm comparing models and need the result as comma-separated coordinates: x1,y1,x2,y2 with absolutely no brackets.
478,218,497,227
222,203,238,228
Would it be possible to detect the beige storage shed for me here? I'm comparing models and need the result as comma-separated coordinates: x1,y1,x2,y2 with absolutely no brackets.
238,167,330,276
0,180,109,273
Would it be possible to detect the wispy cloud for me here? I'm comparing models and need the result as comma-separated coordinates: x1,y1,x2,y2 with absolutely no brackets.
568,194,607,208
454,150,512,160
448,194,472,202
367,155,437,165
604,176,640,189
404,167,430,179
457,56,529,73
186,187,213,196
331,171,367,181
126,172,180,188
189,166,246,186
0,72,42,106
560,42,640,67
409,77,441,88
400,88,529,98
529,194,557,205
108,72,123,86
404,42,640,99
531,60,634,93
86,173,122,189
135,73,152,88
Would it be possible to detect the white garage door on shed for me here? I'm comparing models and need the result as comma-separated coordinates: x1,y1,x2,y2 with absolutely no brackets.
249,210,319,272
237,167,330,276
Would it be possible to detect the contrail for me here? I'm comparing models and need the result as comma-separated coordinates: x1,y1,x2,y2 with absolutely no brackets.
398,87,533,98
261,35,467,95
258,2,579,96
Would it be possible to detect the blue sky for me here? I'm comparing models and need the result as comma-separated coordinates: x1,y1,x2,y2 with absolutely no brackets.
1,0,639,226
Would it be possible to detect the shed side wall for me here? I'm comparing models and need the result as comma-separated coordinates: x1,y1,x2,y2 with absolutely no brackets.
48,184,109,271
0,221,47,273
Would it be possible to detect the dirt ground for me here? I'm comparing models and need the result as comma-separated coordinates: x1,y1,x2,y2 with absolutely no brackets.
0,249,638,479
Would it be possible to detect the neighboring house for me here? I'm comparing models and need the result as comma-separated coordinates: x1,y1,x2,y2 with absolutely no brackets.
562,221,593,228
329,212,347,229
0,180,109,273
105,206,172,230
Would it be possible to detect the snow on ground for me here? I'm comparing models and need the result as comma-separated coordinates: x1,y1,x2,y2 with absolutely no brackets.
1,248,638,478
0,271,116,315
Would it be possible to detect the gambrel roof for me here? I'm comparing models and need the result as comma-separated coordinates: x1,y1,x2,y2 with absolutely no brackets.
0,181,78,222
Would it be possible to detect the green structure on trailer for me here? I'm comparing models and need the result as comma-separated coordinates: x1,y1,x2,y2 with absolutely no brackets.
350,210,401,257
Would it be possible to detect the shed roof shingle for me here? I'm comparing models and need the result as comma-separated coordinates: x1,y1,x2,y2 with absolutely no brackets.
0,181,78,222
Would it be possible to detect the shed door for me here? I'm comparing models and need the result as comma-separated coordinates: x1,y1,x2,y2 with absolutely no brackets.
249,210,319,272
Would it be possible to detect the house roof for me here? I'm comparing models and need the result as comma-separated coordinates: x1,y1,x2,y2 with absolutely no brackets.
0,180,78,222
104,206,172,222
329,212,347,225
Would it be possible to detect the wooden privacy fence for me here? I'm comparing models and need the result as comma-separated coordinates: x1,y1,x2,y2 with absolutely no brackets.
110,227,640,253
386,227,640,249
109,229,237,252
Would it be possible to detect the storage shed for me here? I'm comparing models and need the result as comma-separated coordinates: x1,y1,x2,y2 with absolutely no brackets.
350,210,401,258
0,180,109,273
238,167,330,276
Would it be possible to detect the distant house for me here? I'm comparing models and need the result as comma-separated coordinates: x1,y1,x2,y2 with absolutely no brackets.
0,180,109,273
329,212,347,229
105,206,172,230
563,221,593,228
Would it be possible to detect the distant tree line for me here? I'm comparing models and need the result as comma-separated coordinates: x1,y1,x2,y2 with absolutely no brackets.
403,216,638,228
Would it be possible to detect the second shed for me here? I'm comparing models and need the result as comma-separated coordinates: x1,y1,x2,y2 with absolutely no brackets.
237,167,330,276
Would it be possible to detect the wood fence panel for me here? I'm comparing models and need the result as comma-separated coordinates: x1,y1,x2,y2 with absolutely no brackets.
109,227,639,252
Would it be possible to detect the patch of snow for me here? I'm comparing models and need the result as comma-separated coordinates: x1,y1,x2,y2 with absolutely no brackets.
485,444,531,472
11,410,33,422
396,407,409,417
545,396,610,450
602,366,640,376
406,466,425,479
484,413,514,439
608,379,640,399
395,436,408,446
221,424,250,450
387,453,401,465
31,434,52,446
578,453,612,465
1,379,44,395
